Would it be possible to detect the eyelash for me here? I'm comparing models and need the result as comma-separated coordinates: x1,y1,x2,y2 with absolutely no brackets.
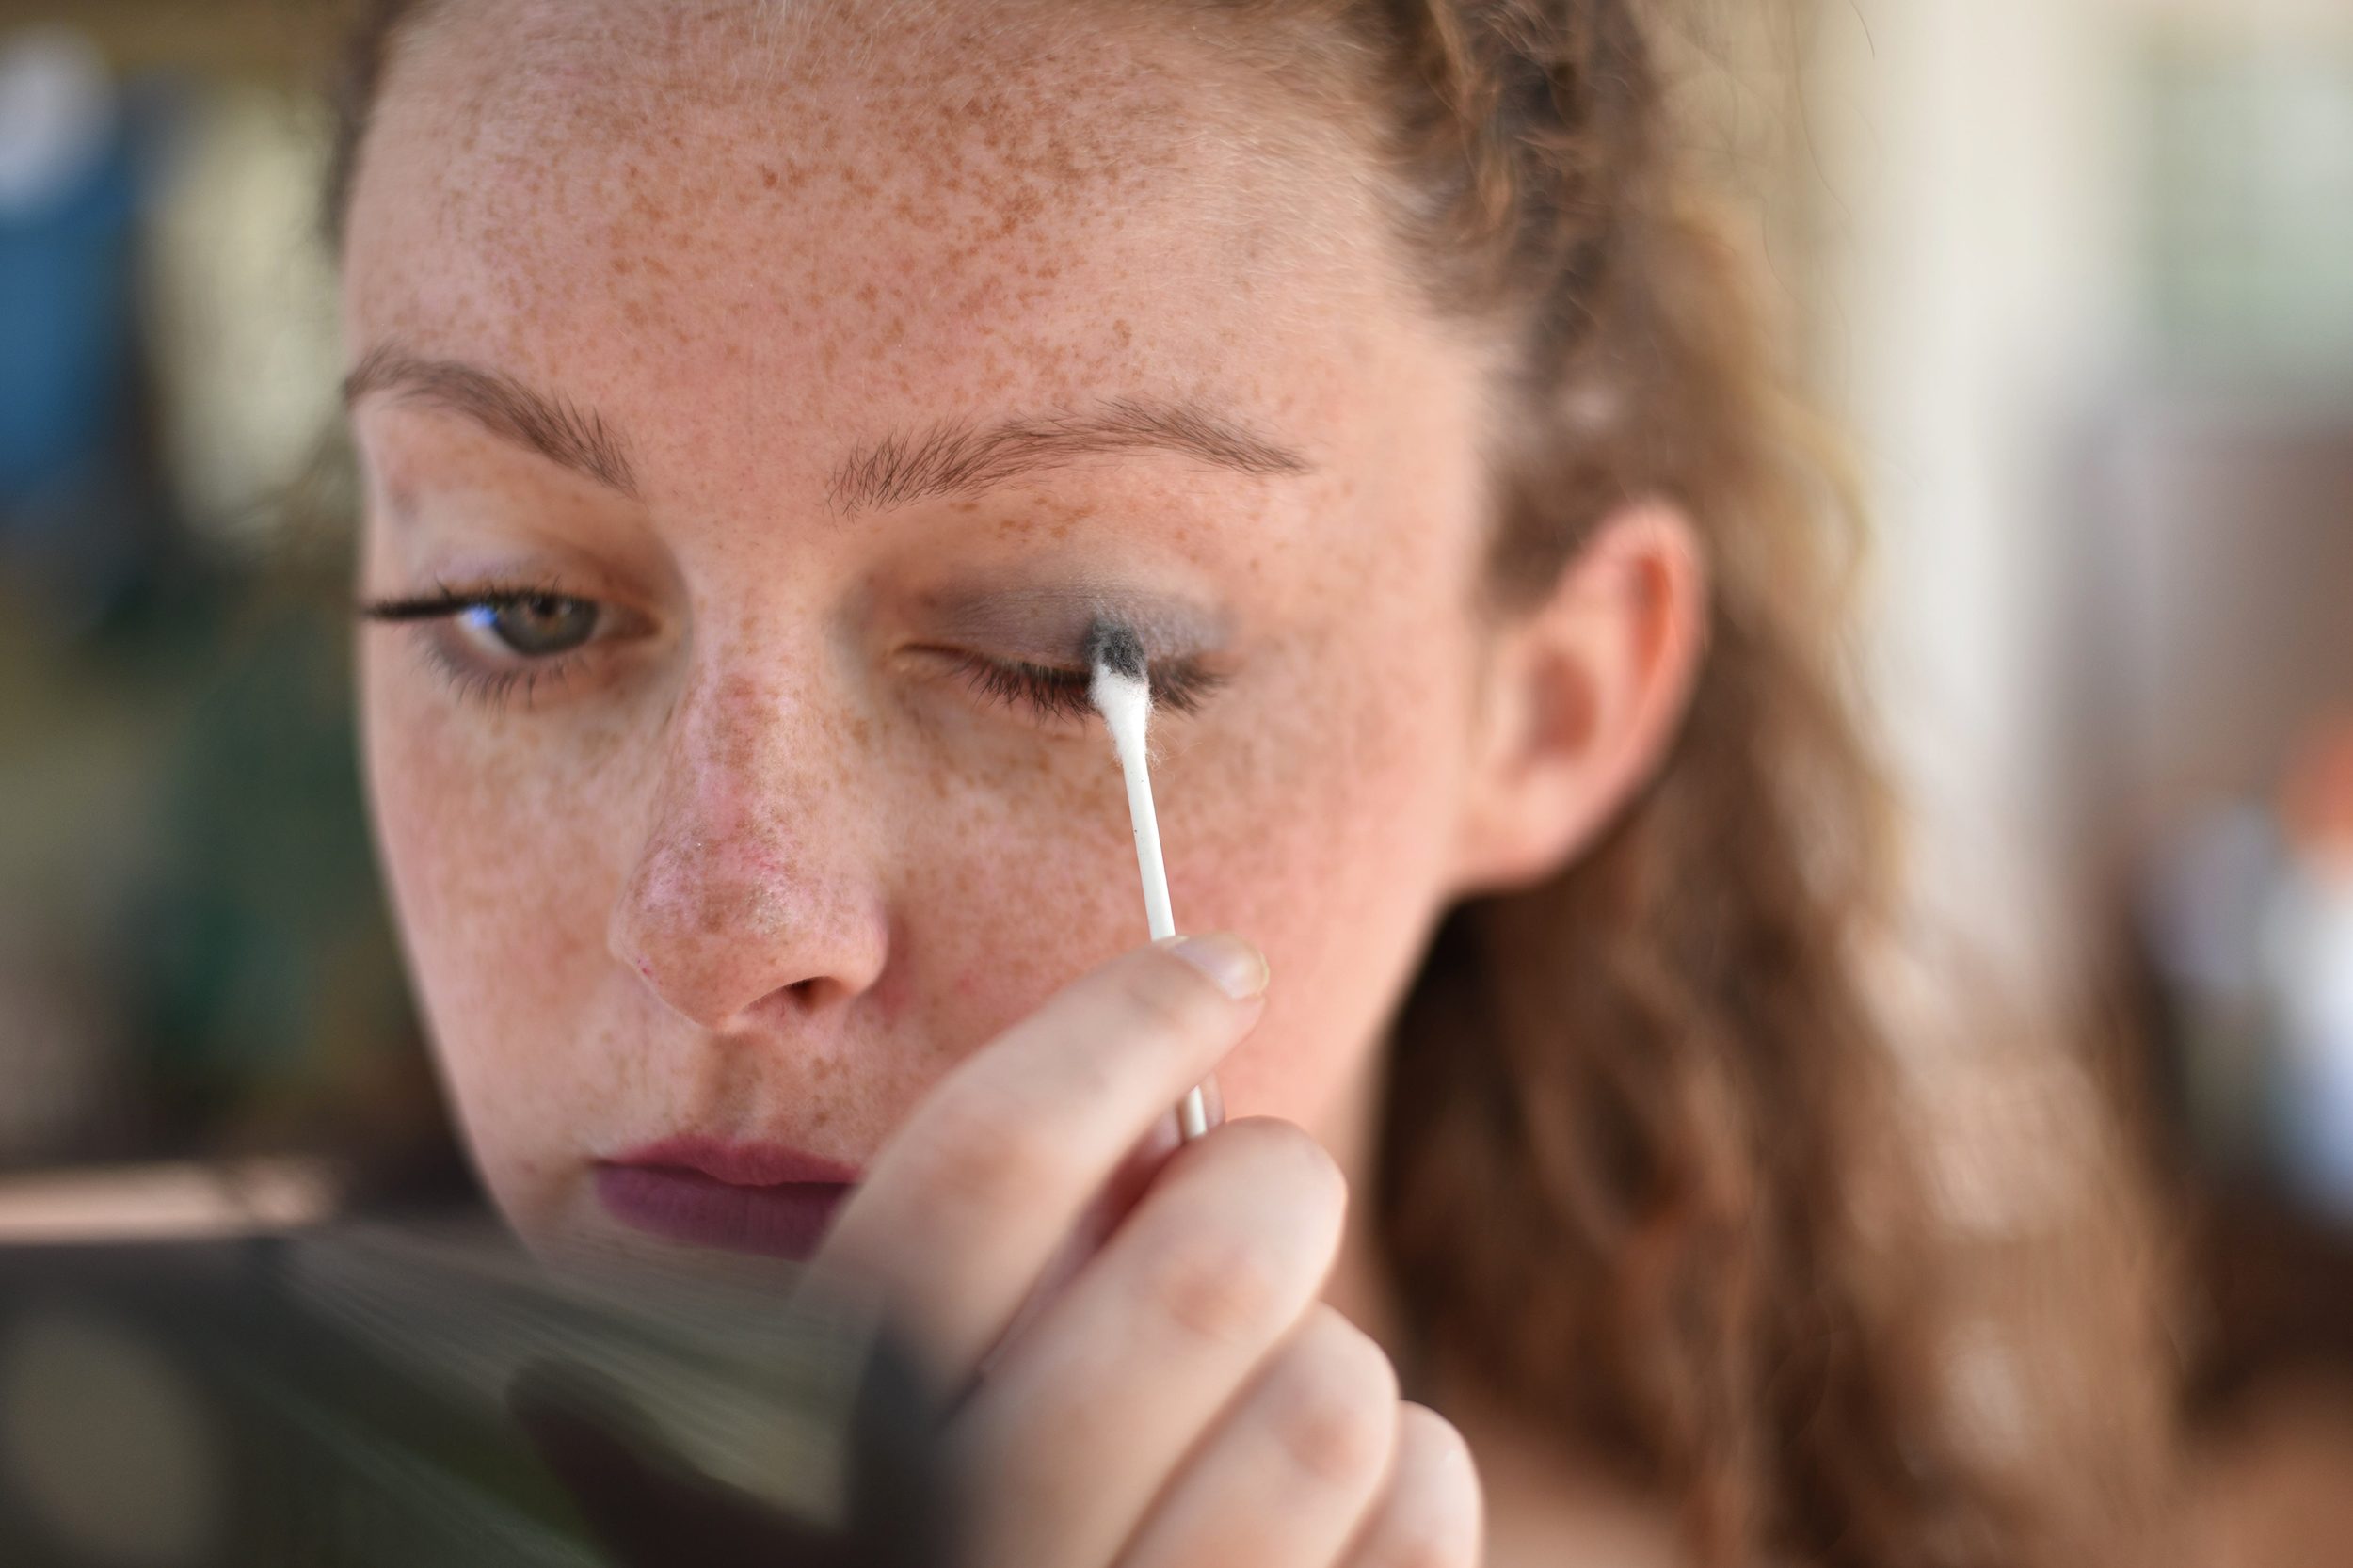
939,651,1226,723
357,580,599,711
357,582,1229,723
421,645,571,710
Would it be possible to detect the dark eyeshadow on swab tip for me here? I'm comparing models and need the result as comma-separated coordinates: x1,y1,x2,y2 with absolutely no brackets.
1085,619,1147,682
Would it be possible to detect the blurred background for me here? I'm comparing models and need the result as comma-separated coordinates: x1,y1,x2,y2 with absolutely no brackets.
0,0,2347,1558
0,2,460,1218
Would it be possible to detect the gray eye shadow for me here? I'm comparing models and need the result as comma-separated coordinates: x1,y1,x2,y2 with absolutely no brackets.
919,584,1229,667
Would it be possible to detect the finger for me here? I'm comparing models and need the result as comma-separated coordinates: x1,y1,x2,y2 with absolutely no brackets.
971,1102,1187,1384
948,1119,1347,1568
1110,1306,1401,1568
808,935,1267,1381
1336,1403,1483,1568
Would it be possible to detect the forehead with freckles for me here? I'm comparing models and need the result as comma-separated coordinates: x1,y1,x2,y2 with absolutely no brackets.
344,0,1422,504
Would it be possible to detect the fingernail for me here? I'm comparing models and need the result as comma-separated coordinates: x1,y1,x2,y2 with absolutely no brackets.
1167,933,1269,1000
1144,1107,1184,1160
1175,1072,1225,1144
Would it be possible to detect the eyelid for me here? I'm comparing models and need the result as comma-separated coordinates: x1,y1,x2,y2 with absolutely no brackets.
359,581,656,640
925,646,1227,723
363,578,602,618
413,635,585,711
916,586,1230,668
942,651,1098,723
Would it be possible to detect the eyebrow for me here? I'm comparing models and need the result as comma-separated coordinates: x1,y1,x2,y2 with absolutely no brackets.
342,348,1310,513
343,344,641,499
828,397,1312,514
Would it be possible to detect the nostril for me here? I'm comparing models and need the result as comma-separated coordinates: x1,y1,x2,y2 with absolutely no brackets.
781,974,839,1011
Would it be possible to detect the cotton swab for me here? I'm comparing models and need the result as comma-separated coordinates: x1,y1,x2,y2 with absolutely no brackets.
1087,620,1214,1143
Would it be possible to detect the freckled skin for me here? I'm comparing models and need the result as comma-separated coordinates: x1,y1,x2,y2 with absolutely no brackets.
347,0,1498,1261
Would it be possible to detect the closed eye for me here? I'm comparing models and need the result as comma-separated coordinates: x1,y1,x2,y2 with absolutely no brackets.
936,650,1226,723
947,653,1097,722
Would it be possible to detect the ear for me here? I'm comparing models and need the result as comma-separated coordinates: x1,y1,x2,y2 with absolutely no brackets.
1449,501,1708,897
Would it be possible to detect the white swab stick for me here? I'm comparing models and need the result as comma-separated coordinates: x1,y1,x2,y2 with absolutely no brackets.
1108,705,1176,942
1089,623,1213,1142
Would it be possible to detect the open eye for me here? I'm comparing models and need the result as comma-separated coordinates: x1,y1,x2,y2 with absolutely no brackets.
358,583,639,710
453,593,601,659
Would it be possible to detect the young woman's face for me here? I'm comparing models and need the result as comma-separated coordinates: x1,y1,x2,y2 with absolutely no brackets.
345,0,1500,1259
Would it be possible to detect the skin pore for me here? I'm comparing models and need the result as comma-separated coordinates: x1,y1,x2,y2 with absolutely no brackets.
346,1,1703,1560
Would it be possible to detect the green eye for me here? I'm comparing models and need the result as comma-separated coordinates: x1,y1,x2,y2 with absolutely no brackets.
457,594,600,658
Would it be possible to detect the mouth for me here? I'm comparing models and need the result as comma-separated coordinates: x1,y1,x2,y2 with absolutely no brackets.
594,1137,860,1261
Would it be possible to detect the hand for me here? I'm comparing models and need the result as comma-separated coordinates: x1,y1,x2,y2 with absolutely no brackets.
808,936,1482,1568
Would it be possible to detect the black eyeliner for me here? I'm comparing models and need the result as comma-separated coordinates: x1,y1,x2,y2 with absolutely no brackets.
358,584,572,622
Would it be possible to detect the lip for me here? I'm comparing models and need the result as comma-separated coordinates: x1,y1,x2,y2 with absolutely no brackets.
596,1138,860,1260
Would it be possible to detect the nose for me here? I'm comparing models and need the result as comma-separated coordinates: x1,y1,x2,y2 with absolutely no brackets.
609,668,890,1033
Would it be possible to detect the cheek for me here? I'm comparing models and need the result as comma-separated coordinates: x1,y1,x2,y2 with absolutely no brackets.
832,626,1474,1146
1156,510,1487,1132
1180,630,1477,1133
839,725,1174,1123
881,616,1480,1144
360,640,640,1218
